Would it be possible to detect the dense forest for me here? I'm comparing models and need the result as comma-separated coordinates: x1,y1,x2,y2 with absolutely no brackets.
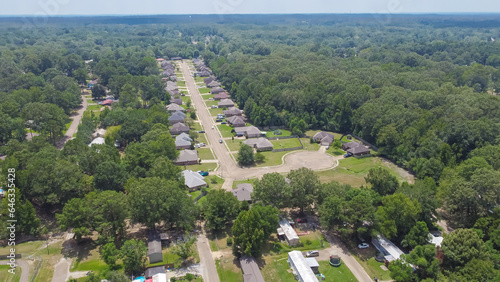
0,14,499,280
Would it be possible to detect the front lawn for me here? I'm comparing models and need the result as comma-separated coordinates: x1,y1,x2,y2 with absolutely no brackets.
0,265,22,282
232,179,257,189
301,138,321,151
177,81,186,87
199,87,210,94
217,124,234,138
201,94,215,100
226,139,243,151
204,100,218,107
254,150,290,167
209,108,223,116
197,148,215,160
216,258,243,282
270,138,302,149
317,260,358,281
194,76,204,83
87,104,101,111
181,96,191,104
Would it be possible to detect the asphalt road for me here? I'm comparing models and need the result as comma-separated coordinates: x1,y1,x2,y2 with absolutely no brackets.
196,232,220,282
0,259,29,282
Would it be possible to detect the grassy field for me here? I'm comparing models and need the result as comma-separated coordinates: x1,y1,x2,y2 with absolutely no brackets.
0,265,22,282
209,108,223,116
270,138,302,149
261,257,296,282
181,96,191,104
194,76,204,83
199,87,210,94
201,93,215,99
207,175,224,190
315,156,414,186
266,129,292,138
195,134,207,145
354,257,391,281
186,163,217,172
191,122,203,131
217,124,234,138
226,139,244,151
177,81,186,87
104,125,121,139
326,146,345,156
197,148,215,160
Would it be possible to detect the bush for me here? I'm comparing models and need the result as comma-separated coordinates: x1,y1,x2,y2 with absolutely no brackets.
305,239,312,245
211,177,218,184
227,237,233,246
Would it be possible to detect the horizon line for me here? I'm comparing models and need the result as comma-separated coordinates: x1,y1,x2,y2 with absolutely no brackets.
1,12,500,17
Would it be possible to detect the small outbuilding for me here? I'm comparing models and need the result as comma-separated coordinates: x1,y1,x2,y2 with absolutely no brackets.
278,218,299,246
148,232,163,264
240,255,265,282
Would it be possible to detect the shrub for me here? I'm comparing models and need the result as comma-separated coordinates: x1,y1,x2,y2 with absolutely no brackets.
227,237,233,246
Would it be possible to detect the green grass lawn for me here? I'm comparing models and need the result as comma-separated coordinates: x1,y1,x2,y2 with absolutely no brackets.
175,276,203,282
63,121,72,134
181,96,191,104
327,146,345,156
191,122,203,131
305,130,343,140
186,163,217,172
317,260,358,282
0,265,22,282
301,138,321,151
194,76,204,83
270,138,302,149
177,81,186,87
266,129,292,138
201,94,215,100
209,108,224,116
195,134,207,145
261,256,296,282
354,257,392,281
87,104,101,111
315,156,413,186
253,150,290,167
226,139,244,151
104,125,121,139
197,148,215,160
217,124,234,138
207,175,224,190
204,100,218,107
189,190,203,200
216,258,244,282
199,87,210,94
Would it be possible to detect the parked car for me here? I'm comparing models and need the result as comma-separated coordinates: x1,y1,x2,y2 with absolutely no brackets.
216,119,223,122
208,98,214,100
194,144,201,148
297,218,308,223
344,152,353,158
358,243,369,249
197,171,209,176
198,130,205,133
199,143,206,147
211,105,217,108
306,250,319,257
219,139,223,144
221,122,227,124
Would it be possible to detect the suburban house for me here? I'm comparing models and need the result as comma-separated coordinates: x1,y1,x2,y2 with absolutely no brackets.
312,131,334,146
372,234,404,262
169,111,186,125
171,57,182,60
204,77,216,85
227,116,246,127
87,79,97,89
342,141,371,156
174,150,199,165
148,231,163,264
166,81,178,92
182,170,207,191
234,126,262,138
207,81,221,88
218,99,235,108
198,70,211,77
214,92,231,101
101,99,114,106
239,255,265,282
170,122,190,136
277,218,299,246
145,266,166,279
243,138,274,151
287,251,319,282
232,183,254,202
211,87,226,94
89,137,105,147
166,103,184,112
223,107,243,117
175,133,192,149
171,98,183,106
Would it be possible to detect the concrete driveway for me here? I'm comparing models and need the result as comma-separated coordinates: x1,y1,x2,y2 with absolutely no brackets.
0,259,29,282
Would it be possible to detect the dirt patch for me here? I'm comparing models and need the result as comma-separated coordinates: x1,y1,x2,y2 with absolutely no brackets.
380,158,415,184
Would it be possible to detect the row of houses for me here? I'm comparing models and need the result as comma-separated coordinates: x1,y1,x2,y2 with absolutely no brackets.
193,58,212,77
312,131,371,156
160,60,177,82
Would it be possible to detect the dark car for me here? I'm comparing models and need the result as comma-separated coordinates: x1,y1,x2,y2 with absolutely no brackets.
219,139,223,144
344,152,353,158
297,218,308,223
198,130,205,133
216,119,223,122
221,122,227,124
197,170,209,176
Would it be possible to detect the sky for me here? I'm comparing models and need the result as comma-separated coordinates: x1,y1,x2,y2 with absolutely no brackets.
2,0,499,16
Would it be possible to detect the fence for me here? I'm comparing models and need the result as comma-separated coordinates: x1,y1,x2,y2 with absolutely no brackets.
194,190,208,202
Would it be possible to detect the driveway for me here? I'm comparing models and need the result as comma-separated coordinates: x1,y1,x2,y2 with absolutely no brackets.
57,91,89,148
51,257,71,282
180,61,340,182
196,231,220,282
0,259,29,282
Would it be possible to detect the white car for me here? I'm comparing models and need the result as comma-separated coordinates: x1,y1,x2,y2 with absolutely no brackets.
358,243,369,249
306,250,319,257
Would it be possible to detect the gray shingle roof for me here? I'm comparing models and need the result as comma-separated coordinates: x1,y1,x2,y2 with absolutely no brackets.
166,103,184,112
239,255,265,282
218,99,235,107
182,170,207,189
176,150,198,163
232,183,254,202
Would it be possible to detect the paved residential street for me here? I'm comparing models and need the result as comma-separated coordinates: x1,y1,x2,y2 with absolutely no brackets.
57,91,89,148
